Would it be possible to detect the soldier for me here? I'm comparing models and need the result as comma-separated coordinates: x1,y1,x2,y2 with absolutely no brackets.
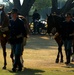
59,13,74,65
32,9,40,34
9,8,27,72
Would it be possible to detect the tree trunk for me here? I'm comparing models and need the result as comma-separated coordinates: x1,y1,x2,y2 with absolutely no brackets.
13,0,35,17
59,0,73,14
52,0,74,14
13,0,21,11
51,0,58,13
21,0,35,17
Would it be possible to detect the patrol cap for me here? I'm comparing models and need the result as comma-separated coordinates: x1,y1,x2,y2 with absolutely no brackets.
11,8,18,14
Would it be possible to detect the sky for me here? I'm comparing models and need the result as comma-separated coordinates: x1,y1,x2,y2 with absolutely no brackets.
0,0,23,5
9,0,23,4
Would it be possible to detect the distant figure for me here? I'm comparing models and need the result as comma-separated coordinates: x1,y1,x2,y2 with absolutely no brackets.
32,9,40,34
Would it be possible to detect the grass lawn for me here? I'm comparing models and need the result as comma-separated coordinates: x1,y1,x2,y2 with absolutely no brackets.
0,35,74,75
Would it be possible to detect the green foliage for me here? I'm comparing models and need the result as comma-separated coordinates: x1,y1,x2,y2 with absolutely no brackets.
33,0,52,10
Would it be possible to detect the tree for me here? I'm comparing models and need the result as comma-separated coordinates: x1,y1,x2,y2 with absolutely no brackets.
33,0,51,10
52,0,58,13
13,0,74,16
52,0,74,14
60,0,74,14
3,1,14,13
13,0,35,17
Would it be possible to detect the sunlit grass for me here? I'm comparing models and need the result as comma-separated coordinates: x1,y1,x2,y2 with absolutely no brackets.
0,49,74,75
0,35,74,75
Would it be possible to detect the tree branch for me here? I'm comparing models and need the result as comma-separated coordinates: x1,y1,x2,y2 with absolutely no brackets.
59,0,74,14
65,2,74,13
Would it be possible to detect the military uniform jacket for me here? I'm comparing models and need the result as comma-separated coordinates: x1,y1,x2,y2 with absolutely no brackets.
59,20,74,40
9,18,27,44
